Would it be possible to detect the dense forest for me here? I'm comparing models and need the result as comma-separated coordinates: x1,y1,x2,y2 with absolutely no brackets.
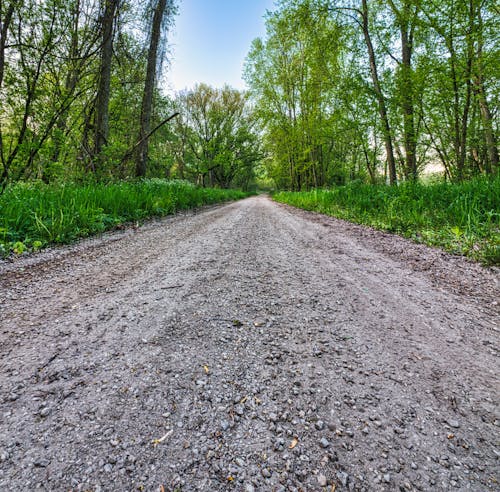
0,0,261,190
0,0,498,190
245,0,498,189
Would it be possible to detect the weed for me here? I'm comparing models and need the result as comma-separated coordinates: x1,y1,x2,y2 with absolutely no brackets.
0,179,251,257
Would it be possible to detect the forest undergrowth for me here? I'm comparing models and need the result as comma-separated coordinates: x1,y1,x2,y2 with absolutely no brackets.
274,177,500,265
0,179,251,257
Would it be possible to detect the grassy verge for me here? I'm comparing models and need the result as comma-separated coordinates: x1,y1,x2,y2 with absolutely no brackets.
0,179,251,257
273,177,500,265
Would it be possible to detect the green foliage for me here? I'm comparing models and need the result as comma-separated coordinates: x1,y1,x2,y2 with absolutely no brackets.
273,177,500,265
0,180,251,257
172,84,262,190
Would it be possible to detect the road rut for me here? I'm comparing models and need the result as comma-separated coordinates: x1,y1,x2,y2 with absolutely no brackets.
0,195,498,491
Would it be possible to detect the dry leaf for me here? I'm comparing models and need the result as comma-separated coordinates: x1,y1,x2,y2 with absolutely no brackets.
240,395,248,404
331,484,336,492
160,485,165,492
152,429,173,446
227,475,234,482
254,396,262,404
203,365,209,374
289,437,298,449
447,433,455,439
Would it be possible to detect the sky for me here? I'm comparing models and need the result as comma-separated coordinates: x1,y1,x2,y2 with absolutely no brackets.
165,0,276,93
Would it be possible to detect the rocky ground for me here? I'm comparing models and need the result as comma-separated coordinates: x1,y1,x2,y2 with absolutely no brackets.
0,195,498,491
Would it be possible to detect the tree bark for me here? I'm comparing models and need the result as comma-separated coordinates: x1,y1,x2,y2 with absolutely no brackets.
135,0,168,177
93,0,119,166
473,5,498,174
361,0,397,185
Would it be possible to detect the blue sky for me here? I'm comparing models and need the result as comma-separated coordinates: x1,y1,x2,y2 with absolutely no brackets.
165,0,276,93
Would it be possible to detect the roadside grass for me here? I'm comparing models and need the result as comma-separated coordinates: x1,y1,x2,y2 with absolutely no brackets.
273,177,500,265
0,179,251,257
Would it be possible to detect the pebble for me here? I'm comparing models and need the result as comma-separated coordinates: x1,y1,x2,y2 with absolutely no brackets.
39,407,51,418
336,471,349,487
317,473,328,486
446,419,460,428
315,420,325,431
244,484,255,492
383,473,391,483
320,437,331,448
33,458,50,468
221,420,229,431
261,468,271,478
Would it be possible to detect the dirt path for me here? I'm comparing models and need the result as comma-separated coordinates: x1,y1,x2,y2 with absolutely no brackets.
0,195,498,491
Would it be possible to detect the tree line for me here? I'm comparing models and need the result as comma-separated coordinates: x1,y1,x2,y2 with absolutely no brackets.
1,0,498,193
0,0,261,191
245,0,499,189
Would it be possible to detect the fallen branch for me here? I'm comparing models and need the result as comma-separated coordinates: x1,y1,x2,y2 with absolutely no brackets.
119,112,180,167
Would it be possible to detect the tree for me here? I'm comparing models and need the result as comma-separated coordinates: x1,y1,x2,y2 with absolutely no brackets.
93,0,120,168
135,0,175,177
173,84,262,189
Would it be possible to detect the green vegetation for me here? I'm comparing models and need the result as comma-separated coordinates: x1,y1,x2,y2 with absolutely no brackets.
0,180,250,257
245,0,498,188
274,178,500,265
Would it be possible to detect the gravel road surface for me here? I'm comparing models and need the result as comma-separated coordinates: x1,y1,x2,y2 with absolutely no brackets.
0,195,499,491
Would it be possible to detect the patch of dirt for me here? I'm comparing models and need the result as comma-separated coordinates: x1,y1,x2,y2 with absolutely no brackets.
0,195,498,491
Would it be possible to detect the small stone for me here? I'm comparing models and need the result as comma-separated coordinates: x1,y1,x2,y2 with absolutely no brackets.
221,420,230,431
261,468,271,478
33,458,50,468
336,471,348,487
269,412,278,422
103,463,113,473
244,484,255,492
320,437,331,449
383,473,391,483
39,407,51,418
315,420,325,431
0,451,9,462
317,474,328,486
446,419,460,428
234,404,245,416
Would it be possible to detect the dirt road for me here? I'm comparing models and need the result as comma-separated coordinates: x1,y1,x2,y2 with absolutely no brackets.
0,195,498,491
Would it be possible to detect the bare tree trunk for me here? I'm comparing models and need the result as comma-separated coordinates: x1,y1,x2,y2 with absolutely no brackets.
473,6,498,174
387,0,417,180
0,1,17,184
93,0,119,167
52,0,81,166
135,0,168,177
400,19,417,180
361,0,397,185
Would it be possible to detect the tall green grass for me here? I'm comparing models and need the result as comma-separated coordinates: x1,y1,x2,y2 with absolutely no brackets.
274,177,500,265
0,179,251,257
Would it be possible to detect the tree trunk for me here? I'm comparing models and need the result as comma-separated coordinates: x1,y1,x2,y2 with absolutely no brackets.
135,0,168,177
473,6,498,174
361,0,397,185
400,20,417,180
93,0,119,166
52,0,81,165
0,1,17,185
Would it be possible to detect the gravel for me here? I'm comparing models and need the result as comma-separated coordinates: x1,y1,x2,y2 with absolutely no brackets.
0,195,499,491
